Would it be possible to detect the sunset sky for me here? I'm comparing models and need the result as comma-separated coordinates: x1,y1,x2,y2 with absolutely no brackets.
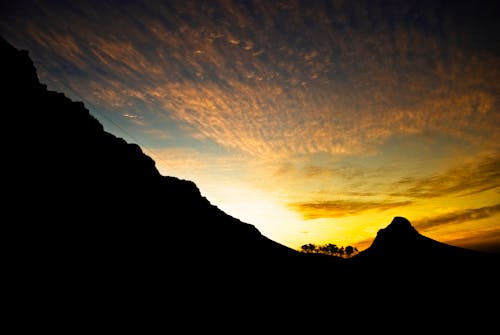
2,0,499,253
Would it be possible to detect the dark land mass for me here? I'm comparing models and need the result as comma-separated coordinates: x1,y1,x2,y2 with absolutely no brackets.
3,36,499,327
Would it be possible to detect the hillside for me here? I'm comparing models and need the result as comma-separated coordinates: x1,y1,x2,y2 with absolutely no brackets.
3,36,298,257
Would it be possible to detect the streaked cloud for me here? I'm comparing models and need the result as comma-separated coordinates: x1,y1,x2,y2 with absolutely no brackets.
442,228,500,254
413,204,500,231
289,200,412,220
391,154,500,199
123,113,143,120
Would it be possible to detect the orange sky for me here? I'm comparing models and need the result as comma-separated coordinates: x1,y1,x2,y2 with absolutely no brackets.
2,0,499,253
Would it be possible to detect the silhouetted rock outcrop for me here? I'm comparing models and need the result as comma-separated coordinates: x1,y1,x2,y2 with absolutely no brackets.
357,216,494,260
347,216,499,292
361,216,483,258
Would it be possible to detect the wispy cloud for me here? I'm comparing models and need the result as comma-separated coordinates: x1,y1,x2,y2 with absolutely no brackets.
391,154,500,199
289,200,412,220
441,228,500,254
413,204,500,231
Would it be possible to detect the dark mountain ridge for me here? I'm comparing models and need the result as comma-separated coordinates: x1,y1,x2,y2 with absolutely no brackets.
348,216,498,278
3,36,498,323
2,35,298,263
360,216,489,259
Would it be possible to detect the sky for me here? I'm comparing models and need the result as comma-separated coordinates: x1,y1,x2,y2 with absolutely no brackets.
2,0,500,253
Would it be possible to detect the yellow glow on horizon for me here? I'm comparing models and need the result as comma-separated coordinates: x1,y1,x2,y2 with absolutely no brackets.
150,147,500,254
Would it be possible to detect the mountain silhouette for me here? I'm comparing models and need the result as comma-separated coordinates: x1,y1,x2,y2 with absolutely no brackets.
1,35,299,265
349,216,498,276
3,36,498,325
360,216,488,258
343,217,500,322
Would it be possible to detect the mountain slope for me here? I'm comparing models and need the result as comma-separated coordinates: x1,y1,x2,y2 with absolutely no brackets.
359,216,488,259
347,216,499,285
1,36,306,285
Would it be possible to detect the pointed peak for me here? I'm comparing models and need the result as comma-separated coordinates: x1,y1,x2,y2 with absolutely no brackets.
367,217,420,251
377,216,418,237
386,216,414,232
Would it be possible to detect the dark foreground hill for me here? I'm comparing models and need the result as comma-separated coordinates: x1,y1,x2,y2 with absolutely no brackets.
2,36,300,265
1,35,336,299
3,36,498,325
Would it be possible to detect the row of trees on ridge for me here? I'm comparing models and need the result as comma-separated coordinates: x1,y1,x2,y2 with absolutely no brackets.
300,243,359,258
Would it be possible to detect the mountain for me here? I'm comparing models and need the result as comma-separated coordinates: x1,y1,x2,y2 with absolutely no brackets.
344,216,499,302
2,35,299,264
356,216,491,261
3,36,498,325
351,215,497,265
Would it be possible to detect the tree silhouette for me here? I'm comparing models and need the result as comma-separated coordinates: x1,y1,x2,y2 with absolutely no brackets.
300,243,317,253
299,243,359,258
345,245,358,257
320,243,339,256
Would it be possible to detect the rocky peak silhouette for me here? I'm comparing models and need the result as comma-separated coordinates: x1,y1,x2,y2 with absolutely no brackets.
367,216,422,252
376,216,418,238
385,216,414,230
354,216,498,273
1,37,41,92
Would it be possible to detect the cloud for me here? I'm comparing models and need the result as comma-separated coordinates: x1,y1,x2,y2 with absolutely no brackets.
288,200,412,220
1,1,499,162
442,228,500,254
302,163,371,180
391,154,500,198
413,203,500,231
